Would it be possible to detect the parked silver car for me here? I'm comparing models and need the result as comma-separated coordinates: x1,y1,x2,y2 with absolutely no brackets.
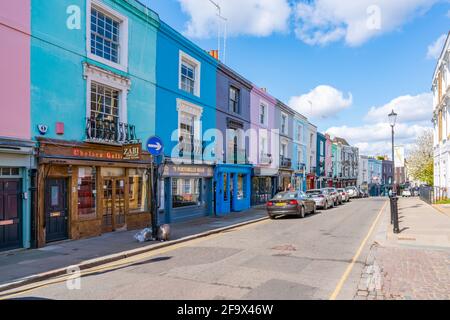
306,189,334,210
345,186,360,199
337,188,350,202
323,188,342,206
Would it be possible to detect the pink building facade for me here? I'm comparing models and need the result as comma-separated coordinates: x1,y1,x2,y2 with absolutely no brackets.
0,0,34,251
0,0,31,139
249,86,279,205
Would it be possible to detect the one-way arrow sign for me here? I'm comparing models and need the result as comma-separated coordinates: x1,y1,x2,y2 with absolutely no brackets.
146,136,164,156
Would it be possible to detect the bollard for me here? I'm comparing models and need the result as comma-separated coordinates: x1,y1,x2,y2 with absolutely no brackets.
393,196,400,234
389,196,394,225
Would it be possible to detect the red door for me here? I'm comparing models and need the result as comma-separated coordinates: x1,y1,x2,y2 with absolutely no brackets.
0,179,22,251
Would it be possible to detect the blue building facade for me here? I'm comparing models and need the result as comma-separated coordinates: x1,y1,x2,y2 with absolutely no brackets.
316,132,326,188
214,64,253,215
156,22,218,223
292,114,308,191
368,158,383,196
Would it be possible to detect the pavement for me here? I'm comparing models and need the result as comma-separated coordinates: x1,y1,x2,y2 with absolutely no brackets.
0,198,387,300
354,197,450,300
0,207,267,288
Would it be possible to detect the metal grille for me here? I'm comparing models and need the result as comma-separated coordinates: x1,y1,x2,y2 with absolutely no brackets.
91,7,120,63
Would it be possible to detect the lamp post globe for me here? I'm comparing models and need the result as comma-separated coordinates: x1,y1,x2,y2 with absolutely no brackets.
388,110,398,127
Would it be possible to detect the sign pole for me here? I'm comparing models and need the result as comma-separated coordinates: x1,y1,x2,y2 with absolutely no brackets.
146,136,165,240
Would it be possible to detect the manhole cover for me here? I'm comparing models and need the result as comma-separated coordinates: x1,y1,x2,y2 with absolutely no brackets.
271,244,297,251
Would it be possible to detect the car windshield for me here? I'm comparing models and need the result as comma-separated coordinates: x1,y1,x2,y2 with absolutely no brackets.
306,190,322,196
273,192,297,200
337,189,344,192
345,187,354,191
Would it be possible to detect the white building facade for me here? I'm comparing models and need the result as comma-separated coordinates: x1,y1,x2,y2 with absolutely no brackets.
432,32,450,194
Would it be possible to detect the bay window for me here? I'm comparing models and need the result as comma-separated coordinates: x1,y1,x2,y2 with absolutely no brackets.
172,178,201,208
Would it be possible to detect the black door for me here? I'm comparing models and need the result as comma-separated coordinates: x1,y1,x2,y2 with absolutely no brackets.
0,179,22,251
45,178,68,242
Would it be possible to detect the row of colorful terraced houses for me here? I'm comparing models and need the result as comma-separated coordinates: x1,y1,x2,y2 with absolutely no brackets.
0,0,360,251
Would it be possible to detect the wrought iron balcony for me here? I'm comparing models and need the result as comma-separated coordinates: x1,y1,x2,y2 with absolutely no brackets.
86,117,139,145
280,156,292,168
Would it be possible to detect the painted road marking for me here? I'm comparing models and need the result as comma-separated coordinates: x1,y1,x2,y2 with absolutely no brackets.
0,219,271,300
329,200,388,300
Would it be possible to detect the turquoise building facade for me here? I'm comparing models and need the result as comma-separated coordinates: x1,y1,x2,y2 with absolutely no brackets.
31,0,158,143
29,0,160,247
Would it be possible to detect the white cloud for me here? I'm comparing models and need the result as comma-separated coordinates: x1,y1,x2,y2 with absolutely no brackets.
365,93,433,123
427,33,448,59
294,0,438,46
326,92,433,157
178,0,291,38
288,85,353,119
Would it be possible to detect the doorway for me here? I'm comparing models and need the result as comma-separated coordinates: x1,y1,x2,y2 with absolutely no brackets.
0,179,22,250
45,178,68,243
102,178,126,233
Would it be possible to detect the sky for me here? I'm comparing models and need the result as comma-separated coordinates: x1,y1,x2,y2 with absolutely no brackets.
142,0,450,157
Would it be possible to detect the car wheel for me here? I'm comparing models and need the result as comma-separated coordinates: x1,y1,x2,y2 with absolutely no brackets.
312,204,317,214
299,206,306,218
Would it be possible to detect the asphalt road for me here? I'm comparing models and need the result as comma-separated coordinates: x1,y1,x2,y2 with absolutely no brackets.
3,197,387,300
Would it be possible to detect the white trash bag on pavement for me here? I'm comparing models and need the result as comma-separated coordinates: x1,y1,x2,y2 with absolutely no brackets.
134,228,152,243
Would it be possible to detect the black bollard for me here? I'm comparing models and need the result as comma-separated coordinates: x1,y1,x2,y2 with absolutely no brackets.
393,196,400,234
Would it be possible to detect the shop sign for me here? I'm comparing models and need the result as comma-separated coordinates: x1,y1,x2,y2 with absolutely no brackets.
72,148,123,160
164,165,213,177
123,144,142,160
71,145,142,161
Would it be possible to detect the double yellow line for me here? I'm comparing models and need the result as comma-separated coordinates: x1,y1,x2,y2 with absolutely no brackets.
329,200,388,300
0,219,270,300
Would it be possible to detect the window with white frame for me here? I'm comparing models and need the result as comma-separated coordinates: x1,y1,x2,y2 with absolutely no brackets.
281,113,288,134
298,149,303,167
260,102,267,126
296,124,302,142
177,99,203,156
229,86,240,114
88,1,128,71
281,142,287,158
179,51,201,97
84,63,131,143
259,136,267,156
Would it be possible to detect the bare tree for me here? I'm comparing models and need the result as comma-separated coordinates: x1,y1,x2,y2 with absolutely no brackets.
407,129,433,186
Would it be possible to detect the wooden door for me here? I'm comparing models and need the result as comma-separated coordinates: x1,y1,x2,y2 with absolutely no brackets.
45,178,68,243
0,179,22,250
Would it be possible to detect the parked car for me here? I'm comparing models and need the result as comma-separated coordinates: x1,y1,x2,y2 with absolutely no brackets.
337,188,350,202
345,186,360,199
324,188,343,206
402,189,412,197
306,189,333,210
267,191,316,219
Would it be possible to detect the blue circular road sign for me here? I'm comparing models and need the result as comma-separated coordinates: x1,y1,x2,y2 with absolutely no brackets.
146,136,164,156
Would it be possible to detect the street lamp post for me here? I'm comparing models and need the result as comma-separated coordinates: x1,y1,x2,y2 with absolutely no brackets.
388,110,400,233
388,110,398,194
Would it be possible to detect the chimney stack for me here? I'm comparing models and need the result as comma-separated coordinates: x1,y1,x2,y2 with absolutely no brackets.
209,50,219,60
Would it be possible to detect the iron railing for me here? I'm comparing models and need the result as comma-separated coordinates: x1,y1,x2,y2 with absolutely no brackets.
86,117,139,144
280,156,292,168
